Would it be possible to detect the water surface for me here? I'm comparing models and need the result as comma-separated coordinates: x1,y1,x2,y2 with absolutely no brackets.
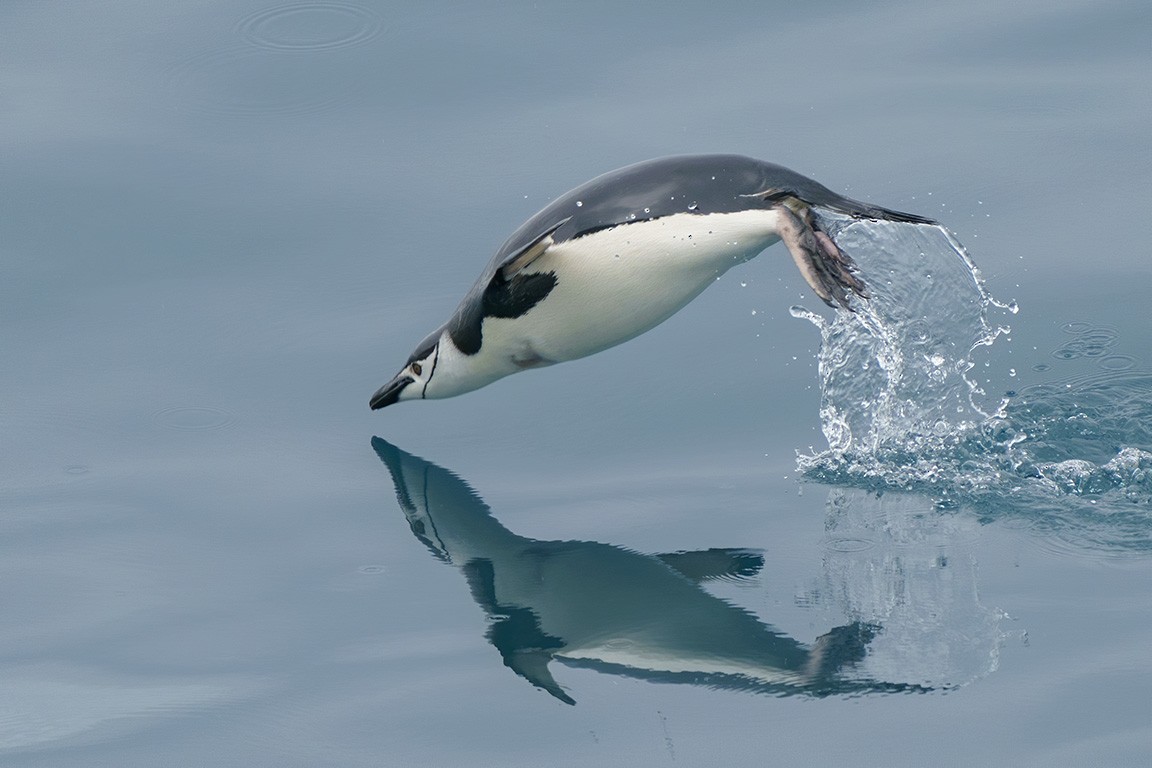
2,1,1150,765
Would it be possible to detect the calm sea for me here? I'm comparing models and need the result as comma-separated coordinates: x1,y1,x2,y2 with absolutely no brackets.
2,1,1149,765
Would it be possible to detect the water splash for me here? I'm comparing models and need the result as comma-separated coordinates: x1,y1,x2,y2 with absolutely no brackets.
793,214,1012,458
794,215,1152,555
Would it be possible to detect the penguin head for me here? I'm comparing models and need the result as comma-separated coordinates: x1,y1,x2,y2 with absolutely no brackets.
371,329,496,410
370,330,442,410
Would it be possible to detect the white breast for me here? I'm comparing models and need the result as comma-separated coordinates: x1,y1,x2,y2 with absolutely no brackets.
482,208,783,365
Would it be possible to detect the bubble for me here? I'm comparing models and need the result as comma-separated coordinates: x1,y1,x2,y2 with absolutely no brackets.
1061,321,1092,334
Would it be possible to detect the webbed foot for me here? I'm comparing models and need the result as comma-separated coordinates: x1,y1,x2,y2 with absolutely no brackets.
774,202,869,309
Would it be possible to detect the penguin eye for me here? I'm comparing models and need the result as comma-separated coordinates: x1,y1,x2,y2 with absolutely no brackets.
411,362,423,376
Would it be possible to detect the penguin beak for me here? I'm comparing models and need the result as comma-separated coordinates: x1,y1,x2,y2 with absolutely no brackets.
370,374,414,410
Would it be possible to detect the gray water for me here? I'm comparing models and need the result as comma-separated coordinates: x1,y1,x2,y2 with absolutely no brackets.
3,1,1151,765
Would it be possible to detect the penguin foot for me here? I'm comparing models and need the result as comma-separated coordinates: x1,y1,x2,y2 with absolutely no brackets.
773,203,869,310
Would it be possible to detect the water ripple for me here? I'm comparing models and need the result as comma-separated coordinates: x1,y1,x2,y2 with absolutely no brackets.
151,405,237,431
1046,323,1129,369
236,2,385,52
1098,354,1136,371
822,536,876,553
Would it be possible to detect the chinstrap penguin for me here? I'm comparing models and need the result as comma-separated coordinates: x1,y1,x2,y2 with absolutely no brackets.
370,154,933,410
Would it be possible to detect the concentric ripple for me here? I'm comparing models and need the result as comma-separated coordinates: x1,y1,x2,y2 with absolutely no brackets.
236,2,384,52
151,406,237,431
1098,354,1136,371
1050,322,1121,364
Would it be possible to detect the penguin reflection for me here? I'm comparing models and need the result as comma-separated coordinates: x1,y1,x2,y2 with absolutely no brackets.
373,438,921,704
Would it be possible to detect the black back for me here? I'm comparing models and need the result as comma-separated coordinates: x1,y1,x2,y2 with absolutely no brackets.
444,154,932,354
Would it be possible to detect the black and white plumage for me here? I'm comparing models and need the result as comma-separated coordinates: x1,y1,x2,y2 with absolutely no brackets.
372,436,917,702
370,154,934,410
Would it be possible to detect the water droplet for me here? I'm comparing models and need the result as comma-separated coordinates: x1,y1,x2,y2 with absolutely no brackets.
1009,368,1017,377
575,200,583,207
740,282,747,288
688,202,698,211
643,207,650,214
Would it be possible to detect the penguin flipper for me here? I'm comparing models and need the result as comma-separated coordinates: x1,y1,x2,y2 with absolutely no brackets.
498,217,572,280
504,650,576,705
773,202,869,309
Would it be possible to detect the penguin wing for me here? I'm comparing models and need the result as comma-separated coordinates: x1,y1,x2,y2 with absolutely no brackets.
497,217,571,280
504,649,576,705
